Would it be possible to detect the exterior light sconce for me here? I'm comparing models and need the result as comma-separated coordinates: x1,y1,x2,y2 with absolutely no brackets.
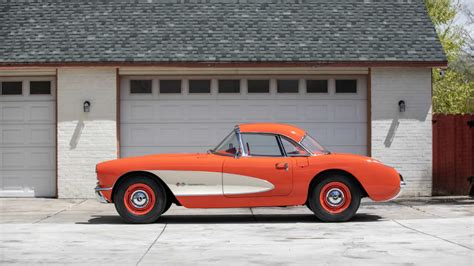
83,101,91,113
439,68,446,77
398,100,406,113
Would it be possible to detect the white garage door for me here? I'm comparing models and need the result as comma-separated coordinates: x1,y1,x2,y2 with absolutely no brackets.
120,76,366,158
0,77,56,197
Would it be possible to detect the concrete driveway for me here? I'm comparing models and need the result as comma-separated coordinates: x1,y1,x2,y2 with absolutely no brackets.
0,198,473,265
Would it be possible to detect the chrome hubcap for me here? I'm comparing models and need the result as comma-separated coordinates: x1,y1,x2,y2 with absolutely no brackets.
325,188,344,207
130,190,149,209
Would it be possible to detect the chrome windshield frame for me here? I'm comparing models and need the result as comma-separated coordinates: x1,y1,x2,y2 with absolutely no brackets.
298,134,330,155
234,125,247,157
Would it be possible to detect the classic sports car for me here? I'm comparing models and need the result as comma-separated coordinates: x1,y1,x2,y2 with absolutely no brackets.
95,123,405,223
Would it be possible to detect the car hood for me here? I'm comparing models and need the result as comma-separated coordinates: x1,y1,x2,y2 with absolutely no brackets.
96,153,207,172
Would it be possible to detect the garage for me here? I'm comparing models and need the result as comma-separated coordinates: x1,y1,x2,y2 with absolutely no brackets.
0,77,56,197
120,75,367,158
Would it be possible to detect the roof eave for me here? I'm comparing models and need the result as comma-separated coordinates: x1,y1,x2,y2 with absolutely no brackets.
0,60,448,68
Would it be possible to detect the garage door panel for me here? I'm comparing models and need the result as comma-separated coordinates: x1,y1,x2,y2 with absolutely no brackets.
121,146,212,158
1,102,54,124
189,105,214,120
122,99,366,123
1,151,24,168
0,147,55,170
1,105,24,122
29,104,55,122
159,104,185,121
30,127,55,144
1,124,55,146
123,123,234,147
333,102,366,122
302,123,366,146
304,105,329,121
129,104,154,121
123,122,366,154
1,128,24,144
217,104,243,121
0,170,55,197
325,146,367,155
245,105,272,120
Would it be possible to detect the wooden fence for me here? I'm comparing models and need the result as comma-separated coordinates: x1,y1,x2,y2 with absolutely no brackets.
432,114,474,195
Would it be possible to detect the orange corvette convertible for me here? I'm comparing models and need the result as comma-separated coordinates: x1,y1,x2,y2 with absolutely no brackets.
95,123,405,223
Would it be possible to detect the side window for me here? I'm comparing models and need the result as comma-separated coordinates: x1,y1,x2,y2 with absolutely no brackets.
214,132,240,156
281,137,309,156
242,134,283,157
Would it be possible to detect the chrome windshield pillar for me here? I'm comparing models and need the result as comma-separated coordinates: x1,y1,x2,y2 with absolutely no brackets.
234,125,247,157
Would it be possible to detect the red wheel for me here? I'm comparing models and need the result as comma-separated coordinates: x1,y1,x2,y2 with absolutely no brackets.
319,182,352,214
123,183,156,216
307,173,361,222
114,175,167,224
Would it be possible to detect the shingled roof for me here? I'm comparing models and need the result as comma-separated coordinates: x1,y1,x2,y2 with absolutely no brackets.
0,0,446,65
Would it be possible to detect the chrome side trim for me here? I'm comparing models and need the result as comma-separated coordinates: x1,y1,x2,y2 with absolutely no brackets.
95,186,112,191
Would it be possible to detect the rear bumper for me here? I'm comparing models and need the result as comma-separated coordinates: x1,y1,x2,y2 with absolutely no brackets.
95,186,112,203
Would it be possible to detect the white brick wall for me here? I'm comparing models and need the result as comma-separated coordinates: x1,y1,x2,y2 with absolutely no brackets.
371,68,432,196
57,68,117,198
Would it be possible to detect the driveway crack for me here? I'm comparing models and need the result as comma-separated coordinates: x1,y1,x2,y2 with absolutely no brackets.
137,224,167,265
33,199,87,224
394,201,443,218
392,219,472,250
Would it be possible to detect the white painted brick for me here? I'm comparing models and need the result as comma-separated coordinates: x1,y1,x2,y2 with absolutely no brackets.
57,68,117,198
371,68,432,197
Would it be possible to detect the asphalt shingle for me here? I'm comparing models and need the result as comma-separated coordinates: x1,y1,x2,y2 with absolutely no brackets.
0,0,446,64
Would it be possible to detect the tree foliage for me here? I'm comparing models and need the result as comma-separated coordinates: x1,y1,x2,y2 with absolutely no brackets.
425,0,474,114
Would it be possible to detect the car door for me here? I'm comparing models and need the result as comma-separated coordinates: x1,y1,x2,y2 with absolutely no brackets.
223,133,293,197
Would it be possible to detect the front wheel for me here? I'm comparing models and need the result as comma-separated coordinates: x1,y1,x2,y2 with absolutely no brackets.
307,173,361,222
114,175,167,224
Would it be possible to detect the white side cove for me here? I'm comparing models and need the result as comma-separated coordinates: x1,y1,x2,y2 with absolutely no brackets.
147,170,274,196
222,173,275,195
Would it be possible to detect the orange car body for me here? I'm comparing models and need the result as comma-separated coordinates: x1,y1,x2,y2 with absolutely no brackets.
96,123,402,208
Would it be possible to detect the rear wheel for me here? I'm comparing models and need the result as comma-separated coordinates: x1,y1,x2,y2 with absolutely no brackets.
114,175,167,224
307,173,361,222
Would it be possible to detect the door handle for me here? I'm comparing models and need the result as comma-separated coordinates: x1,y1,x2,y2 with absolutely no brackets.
275,162,289,171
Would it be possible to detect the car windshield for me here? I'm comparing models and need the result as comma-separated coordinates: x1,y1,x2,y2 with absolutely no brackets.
300,134,330,155
211,131,240,156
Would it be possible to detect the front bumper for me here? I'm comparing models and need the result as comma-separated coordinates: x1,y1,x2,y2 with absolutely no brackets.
95,186,112,203
391,174,406,200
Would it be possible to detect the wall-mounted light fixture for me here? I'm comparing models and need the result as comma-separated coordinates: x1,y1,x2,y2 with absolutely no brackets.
398,100,406,113
439,68,446,77
83,101,91,113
